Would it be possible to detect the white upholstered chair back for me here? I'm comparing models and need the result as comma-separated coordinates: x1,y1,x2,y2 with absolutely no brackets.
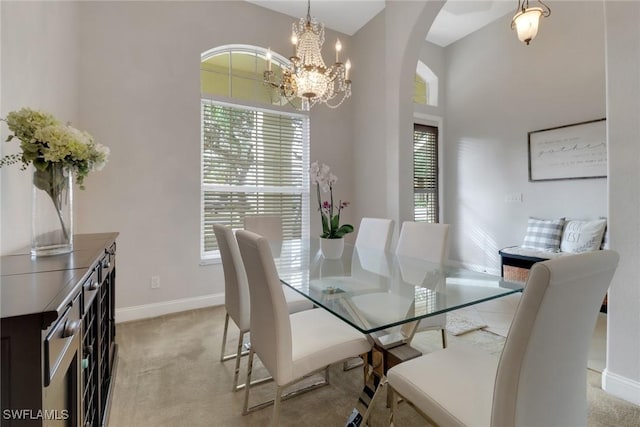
355,217,394,251
213,224,250,332
243,215,283,241
395,221,449,263
244,215,284,257
395,222,450,340
236,230,293,384
492,250,619,427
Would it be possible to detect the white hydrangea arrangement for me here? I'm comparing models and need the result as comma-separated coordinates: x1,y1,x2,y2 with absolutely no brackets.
1,108,110,245
1,107,109,188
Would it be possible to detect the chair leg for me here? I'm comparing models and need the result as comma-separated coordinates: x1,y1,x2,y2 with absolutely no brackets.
220,312,230,362
242,365,330,414
361,376,387,426
388,386,398,427
343,357,364,371
232,331,245,391
242,348,255,416
270,385,284,427
441,328,448,348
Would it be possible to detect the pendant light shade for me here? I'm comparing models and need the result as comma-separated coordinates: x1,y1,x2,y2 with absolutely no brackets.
511,0,551,45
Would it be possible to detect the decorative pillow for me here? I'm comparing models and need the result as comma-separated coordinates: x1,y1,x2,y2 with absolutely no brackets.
521,217,565,252
600,217,609,250
561,219,607,253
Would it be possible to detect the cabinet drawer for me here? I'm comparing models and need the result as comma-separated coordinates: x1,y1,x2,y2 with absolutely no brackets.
44,293,81,387
99,243,116,281
82,269,100,315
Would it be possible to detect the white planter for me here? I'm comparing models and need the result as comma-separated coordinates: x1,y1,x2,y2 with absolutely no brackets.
320,237,344,259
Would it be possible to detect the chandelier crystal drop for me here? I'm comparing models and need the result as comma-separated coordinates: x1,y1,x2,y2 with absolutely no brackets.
264,0,351,111
511,0,551,45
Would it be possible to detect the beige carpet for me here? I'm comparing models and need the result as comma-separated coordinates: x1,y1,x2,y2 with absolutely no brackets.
108,306,640,427
463,293,608,372
445,311,487,335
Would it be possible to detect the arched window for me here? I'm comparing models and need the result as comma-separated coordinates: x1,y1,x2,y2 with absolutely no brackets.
413,61,438,107
200,45,309,261
201,44,298,108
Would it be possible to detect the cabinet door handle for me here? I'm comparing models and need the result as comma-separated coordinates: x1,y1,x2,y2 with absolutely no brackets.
62,319,81,338
88,279,99,291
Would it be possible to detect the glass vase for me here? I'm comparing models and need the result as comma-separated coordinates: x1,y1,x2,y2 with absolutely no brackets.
31,164,73,256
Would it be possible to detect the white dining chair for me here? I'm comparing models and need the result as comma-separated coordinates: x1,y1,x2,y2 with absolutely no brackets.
386,250,619,427
344,218,394,367
348,222,449,349
396,221,450,348
236,230,372,426
355,217,395,251
213,224,313,392
243,214,282,242
243,214,308,311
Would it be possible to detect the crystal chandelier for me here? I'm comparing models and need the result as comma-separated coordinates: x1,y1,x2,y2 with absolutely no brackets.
511,0,551,45
264,0,351,111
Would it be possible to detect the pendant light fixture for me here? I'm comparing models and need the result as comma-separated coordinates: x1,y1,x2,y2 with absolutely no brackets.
511,0,551,45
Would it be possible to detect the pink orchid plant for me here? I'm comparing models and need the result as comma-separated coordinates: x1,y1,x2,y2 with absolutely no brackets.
310,161,354,239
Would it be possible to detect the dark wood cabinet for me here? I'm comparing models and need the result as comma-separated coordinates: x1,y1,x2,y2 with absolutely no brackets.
1,233,118,427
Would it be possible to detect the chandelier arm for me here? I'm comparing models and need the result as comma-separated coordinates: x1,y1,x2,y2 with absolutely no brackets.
323,93,349,109
538,0,551,17
518,0,527,13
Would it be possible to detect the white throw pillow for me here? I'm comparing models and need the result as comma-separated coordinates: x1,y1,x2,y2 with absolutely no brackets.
560,219,607,253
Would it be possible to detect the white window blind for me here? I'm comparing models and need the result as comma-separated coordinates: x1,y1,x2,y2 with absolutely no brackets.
413,124,439,223
201,100,309,259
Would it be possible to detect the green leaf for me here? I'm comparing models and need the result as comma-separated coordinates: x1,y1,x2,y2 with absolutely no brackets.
21,141,40,153
321,213,330,235
334,224,354,238
330,214,340,231
33,158,48,172
33,170,52,192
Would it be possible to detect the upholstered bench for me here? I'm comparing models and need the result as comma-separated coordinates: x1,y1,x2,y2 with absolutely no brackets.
499,246,568,281
499,217,608,311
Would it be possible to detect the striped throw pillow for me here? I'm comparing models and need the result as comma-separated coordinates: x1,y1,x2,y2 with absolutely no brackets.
521,217,565,252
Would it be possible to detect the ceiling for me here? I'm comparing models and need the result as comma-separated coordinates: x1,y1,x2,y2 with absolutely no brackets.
247,0,516,47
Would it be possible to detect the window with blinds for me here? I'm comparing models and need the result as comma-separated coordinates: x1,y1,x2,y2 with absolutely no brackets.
201,99,309,259
413,123,439,223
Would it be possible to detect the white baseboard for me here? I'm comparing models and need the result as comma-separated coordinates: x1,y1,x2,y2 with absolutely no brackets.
115,293,224,323
602,368,640,406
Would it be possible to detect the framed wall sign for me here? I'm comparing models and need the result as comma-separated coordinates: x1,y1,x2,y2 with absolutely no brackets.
528,118,607,182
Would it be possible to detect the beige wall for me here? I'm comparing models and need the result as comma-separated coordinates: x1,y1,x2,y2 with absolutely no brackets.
604,0,640,405
1,0,80,253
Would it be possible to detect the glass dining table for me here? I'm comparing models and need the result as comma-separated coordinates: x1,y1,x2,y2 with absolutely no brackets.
272,238,523,425
273,238,522,347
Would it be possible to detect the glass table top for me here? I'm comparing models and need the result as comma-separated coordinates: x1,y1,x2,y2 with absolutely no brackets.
273,239,523,336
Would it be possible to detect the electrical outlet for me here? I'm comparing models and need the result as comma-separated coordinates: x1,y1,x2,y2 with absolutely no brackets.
505,192,523,203
151,276,160,289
